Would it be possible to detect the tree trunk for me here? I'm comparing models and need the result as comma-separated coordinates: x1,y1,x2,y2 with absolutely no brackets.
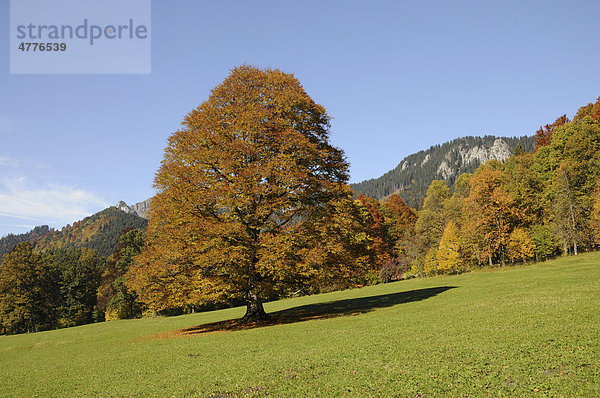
242,292,269,322
152,309,158,318
563,242,568,256
29,318,37,333
573,241,578,256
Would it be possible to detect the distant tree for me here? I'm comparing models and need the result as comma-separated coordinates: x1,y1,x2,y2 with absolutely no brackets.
356,194,393,267
53,247,104,327
380,194,417,257
453,173,472,198
0,242,54,334
437,221,463,273
513,143,525,156
415,180,451,248
423,246,439,275
502,153,546,228
127,66,370,321
507,228,534,264
464,168,521,266
551,162,584,256
350,135,535,206
531,225,557,261
574,104,594,122
380,256,410,283
97,229,145,320
593,97,600,121
534,114,569,151
0,226,52,259
460,214,488,267
573,97,600,122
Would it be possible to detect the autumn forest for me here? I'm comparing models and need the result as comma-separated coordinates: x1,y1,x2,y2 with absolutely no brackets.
1,66,600,335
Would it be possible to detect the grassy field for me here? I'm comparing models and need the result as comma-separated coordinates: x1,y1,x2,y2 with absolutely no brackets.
1,253,599,397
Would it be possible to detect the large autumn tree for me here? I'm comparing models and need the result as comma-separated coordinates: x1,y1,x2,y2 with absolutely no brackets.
127,66,366,321
463,167,522,267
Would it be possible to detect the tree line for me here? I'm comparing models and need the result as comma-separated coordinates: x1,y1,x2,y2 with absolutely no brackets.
0,207,148,259
124,67,599,320
365,97,600,277
1,65,598,332
0,229,144,334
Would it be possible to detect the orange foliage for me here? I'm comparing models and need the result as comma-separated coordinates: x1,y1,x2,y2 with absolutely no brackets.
126,66,372,317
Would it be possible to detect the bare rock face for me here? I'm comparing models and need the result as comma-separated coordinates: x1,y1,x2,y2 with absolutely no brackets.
114,199,151,219
437,160,453,179
488,138,511,162
460,138,511,166
115,200,134,214
130,199,151,219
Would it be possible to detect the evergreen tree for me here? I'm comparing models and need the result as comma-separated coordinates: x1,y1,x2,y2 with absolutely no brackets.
53,247,104,327
97,229,145,320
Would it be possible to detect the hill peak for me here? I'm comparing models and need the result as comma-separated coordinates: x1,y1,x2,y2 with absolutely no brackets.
115,199,151,220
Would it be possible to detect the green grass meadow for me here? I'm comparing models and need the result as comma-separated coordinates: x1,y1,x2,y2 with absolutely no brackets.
1,253,599,397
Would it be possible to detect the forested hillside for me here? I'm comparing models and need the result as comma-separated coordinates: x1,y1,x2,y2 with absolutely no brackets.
0,207,148,258
0,225,52,259
2,89,598,336
351,135,535,206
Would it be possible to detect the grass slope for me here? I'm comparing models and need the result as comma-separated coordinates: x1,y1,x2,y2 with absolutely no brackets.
1,253,599,397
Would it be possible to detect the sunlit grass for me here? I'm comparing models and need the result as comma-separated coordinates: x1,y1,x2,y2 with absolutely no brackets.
1,252,599,397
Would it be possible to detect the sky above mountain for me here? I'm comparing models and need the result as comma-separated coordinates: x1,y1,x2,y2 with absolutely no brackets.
1,0,599,236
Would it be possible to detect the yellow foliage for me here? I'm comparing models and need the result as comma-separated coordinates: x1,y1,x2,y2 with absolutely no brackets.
437,221,463,273
423,246,438,275
591,185,600,244
507,228,534,264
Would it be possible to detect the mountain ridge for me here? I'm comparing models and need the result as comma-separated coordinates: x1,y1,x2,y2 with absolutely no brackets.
115,199,151,219
350,135,535,206
0,205,148,258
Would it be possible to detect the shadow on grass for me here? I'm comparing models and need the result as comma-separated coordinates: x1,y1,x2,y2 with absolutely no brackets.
161,286,456,338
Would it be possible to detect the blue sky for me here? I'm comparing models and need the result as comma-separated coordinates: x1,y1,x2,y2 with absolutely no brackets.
1,0,599,237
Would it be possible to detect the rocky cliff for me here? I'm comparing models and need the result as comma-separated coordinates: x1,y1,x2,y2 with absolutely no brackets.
115,199,151,220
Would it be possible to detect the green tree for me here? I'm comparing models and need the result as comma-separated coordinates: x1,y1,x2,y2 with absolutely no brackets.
534,114,569,150
0,242,54,334
531,225,557,261
97,229,145,320
415,180,451,248
127,66,368,321
53,247,104,327
502,153,546,228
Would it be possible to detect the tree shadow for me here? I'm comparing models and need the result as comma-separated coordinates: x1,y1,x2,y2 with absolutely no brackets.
160,286,456,338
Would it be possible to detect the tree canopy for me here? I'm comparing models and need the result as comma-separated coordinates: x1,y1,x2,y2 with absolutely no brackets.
127,66,370,321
